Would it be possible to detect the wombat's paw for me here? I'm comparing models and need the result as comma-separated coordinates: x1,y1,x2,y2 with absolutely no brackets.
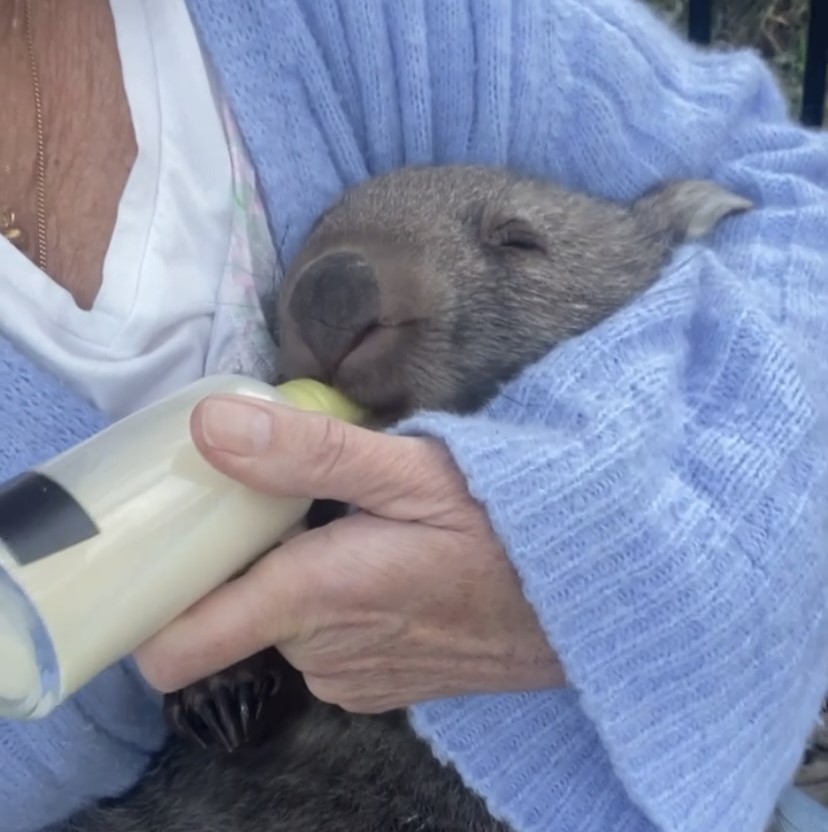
164,652,283,754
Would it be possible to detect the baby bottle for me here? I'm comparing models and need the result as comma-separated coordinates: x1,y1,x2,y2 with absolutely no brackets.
0,375,364,720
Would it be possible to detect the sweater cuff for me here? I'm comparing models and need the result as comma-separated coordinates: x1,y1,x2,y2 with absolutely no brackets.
409,687,653,832
0,660,167,832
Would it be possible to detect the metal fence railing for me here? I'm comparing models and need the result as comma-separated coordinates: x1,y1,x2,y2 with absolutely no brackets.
686,0,827,127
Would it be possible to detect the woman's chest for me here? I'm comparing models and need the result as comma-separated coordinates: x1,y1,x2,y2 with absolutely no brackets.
0,0,275,419
1,0,135,309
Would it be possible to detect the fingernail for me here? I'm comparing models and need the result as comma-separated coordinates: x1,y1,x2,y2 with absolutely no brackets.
199,399,273,455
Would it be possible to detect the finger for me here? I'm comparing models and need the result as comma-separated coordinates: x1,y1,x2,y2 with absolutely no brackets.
190,395,462,520
135,510,421,693
134,543,314,692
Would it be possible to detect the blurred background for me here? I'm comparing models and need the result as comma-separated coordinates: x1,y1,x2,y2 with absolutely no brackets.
645,0,826,123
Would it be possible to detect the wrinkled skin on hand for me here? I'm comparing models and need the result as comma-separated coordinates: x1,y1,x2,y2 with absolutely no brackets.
137,400,564,715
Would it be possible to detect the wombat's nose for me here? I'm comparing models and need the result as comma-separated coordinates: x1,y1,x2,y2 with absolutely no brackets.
286,251,381,376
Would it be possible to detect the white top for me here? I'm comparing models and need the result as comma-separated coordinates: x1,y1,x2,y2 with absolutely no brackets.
0,0,276,420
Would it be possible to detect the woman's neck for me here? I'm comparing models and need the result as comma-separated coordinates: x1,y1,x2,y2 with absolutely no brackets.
0,0,136,309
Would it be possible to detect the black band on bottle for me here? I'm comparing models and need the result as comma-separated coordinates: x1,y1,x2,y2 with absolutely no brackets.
0,471,99,565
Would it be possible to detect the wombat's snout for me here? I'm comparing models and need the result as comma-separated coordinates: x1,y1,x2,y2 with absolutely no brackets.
281,251,388,384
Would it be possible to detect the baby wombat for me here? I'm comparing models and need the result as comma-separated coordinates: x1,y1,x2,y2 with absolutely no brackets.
60,165,752,832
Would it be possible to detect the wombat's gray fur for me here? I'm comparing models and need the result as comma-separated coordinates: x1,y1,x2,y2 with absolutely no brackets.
61,165,759,832
277,168,751,423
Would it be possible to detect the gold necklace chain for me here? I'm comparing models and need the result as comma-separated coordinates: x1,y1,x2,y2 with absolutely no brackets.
0,0,48,273
24,0,47,273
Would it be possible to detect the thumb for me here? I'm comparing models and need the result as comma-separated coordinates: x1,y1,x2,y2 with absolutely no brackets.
190,395,453,519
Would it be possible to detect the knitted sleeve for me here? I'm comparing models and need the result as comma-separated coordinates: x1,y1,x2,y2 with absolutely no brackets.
185,1,828,829
0,337,168,831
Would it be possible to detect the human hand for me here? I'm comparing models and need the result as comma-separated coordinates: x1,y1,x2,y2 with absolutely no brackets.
135,395,564,713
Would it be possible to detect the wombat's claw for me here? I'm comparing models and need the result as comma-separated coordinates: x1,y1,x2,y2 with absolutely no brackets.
162,684,242,753
165,695,209,751
199,684,247,753
164,656,286,753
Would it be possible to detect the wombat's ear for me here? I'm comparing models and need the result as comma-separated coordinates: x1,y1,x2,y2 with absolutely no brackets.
634,180,753,241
